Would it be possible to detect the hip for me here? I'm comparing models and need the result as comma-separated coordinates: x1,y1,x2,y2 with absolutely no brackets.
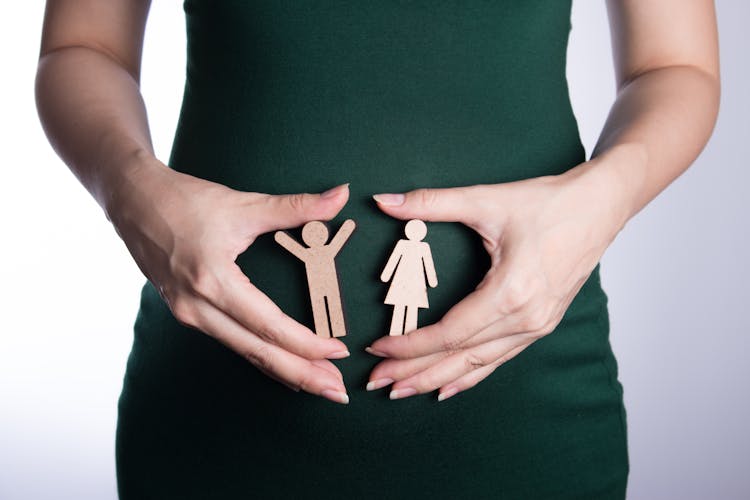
117,267,627,498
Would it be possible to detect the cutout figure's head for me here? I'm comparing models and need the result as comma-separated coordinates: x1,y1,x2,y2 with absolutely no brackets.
302,221,329,247
405,219,427,241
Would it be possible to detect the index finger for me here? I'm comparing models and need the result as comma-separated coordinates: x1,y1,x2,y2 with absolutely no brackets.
367,277,505,359
205,264,350,360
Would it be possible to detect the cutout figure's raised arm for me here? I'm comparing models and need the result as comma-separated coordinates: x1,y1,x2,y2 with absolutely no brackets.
380,240,404,283
274,231,307,261
422,243,438,288
328,219,356,255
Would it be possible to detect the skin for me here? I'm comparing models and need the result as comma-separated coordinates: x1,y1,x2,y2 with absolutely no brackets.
36,1,720,405
35,0,352,405
366,0,721,400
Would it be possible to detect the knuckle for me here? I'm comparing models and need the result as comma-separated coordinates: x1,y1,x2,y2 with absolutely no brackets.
468,185,494,212
420,371,443,390
244,194,271,225
295,370,315,393
440,331,465,353
243,191,264,205
519,311,548,333
170,295,198,328
254,320,283,344
464,352,487,370
414,188,438,208
286,193,309,213
526,302,561,338
190,267,220,299
494,353,513,368
246,345,276,373
536,318,559,337
497,283,532,315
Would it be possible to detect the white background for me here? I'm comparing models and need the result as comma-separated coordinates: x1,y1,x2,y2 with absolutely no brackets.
1,2,748,499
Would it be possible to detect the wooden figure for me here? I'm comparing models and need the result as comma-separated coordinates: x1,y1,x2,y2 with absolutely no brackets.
274,219,355,338
380,219,438,335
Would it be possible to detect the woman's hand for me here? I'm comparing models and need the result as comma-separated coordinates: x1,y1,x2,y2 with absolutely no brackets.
365,158,632,401
108,156,352,404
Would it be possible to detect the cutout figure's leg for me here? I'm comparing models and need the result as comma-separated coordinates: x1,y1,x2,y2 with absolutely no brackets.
389,305,405,335
311,294,331,337
326,293,347,338
404,306,418,334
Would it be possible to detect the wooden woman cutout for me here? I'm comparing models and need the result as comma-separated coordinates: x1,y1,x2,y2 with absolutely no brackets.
380,219,438,335
274,220,355,338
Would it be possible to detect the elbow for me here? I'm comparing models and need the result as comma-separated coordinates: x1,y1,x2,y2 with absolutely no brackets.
617,63,721,133
38,42,141,82
617,63,720,98
34,54,57,143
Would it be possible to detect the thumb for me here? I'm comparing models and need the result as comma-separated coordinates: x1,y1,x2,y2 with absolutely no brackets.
255,183,350,233
372,186,485,226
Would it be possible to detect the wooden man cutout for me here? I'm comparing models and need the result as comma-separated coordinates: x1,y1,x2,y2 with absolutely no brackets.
274,219,355,338
380,219,438,335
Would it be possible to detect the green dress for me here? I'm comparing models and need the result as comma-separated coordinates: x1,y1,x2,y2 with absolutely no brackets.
116,1,629,498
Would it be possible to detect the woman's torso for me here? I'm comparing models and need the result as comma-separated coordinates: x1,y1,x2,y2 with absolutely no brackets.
116,2,628,498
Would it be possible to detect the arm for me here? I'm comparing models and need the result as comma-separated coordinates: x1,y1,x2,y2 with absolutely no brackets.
366,0,720,401
380,241,403,283
327,219,356,255
422,245,438,288
35,0,351,404
35,0,156,213
274,231,308,261
588,0,720,225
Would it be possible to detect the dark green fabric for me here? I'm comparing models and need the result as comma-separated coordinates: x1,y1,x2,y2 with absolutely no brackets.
116,1,628,498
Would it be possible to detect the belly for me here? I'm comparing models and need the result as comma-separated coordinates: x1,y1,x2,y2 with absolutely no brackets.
116,2,628,495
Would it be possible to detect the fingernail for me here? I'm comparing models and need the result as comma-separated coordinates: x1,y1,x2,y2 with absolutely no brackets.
438,387,459,402
326,350,350,359
321,389,349,404
365,346,388,357
372,193,405,206
366,378,394,391
321,183,349,199
389,387,417,400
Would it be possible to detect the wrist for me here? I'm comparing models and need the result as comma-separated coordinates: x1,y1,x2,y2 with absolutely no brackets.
561,143,648,235
98,148,174,228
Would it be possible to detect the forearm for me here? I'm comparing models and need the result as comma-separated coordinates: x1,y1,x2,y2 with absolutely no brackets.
35,45,166,219
580,65,720,229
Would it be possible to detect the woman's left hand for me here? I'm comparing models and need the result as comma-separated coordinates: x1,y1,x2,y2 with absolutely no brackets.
365,158,632,401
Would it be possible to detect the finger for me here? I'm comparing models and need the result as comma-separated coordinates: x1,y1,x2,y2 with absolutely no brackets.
367,271,509,359
187,296,349,404
437,344,530,402
458,281,584,351
432,297,554,352
197,264,350,361
369,249,538,359
312,359,345,383
417,272,589,354
253,183,350,233
372,185,492,228
366,351,446,391
388,335,530,400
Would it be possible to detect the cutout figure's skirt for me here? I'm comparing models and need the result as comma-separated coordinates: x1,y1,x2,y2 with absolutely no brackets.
116,1,629,498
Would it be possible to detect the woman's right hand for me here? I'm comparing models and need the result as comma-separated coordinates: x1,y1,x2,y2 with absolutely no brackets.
107,155,352,404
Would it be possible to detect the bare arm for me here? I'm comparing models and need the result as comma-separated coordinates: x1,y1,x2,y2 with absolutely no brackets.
327,219,356,255
35,0,157,215
421,244,438,288
35,0,352,404
274,231,308,261
366,1,721,401
380,241,403,283
589,0,720,225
